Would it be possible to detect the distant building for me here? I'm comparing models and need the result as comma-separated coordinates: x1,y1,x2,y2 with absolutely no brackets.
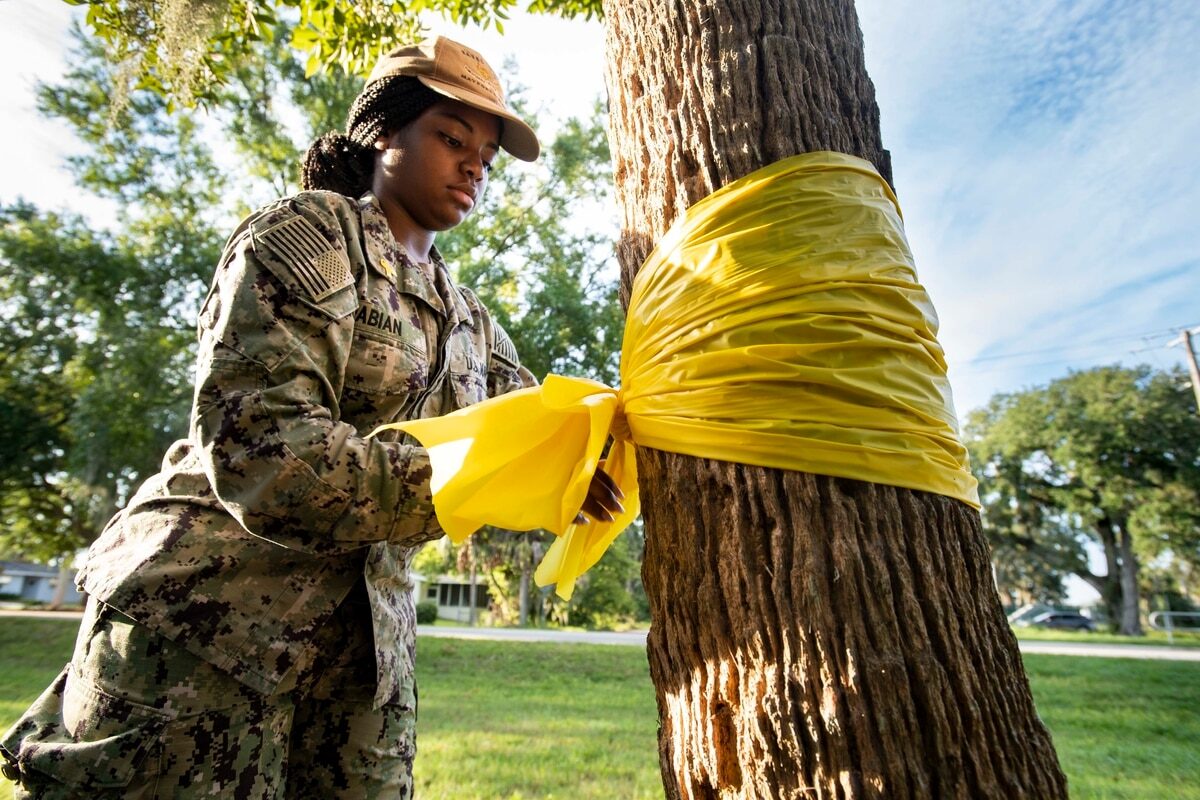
411,573,491,623
0,561,83,605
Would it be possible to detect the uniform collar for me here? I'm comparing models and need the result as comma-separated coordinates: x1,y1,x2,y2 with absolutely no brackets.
358,192,473,325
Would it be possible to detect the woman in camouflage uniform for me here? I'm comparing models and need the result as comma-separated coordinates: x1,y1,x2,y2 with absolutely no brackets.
2,35,622,799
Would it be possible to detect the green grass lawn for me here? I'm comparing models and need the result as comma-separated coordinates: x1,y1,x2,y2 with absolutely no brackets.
1027,654,1200,800
2,617,1198,799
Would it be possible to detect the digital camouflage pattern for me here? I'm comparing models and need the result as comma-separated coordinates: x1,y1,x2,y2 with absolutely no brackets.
4,595,417,798
2,190,533,796
81,189,532,705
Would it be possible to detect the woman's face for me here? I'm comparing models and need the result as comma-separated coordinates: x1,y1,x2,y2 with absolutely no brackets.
372,98,502,236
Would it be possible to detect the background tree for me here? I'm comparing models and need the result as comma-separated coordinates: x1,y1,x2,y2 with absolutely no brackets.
63,0,602,108
441,100,623,387
567,527,642,628
0,25,224,566
964,410,1092,609
967,365,1200,634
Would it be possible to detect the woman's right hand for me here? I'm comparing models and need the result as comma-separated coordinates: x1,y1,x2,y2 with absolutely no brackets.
573,465,625,524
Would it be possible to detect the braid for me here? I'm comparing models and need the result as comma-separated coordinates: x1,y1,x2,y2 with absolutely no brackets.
302,76,441,196
301,133,373,196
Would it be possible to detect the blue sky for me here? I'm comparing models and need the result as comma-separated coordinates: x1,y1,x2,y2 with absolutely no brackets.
2,0,1197,419
857,0,1199,414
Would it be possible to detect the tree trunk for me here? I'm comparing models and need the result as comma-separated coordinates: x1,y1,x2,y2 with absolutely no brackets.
1179,563,1194,604
518,543,532,627
1095,516,1123,629
602,0,1068,796
468,542,478,626
48,558,72,611
1117,525,1142,636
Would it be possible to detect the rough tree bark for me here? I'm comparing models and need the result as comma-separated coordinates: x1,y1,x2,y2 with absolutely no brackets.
601,0,1070,796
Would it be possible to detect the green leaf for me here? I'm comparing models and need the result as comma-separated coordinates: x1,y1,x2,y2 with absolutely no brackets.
291,26,317,47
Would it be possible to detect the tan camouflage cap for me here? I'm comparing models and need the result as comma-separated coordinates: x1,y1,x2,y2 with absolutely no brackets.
367,36,540,161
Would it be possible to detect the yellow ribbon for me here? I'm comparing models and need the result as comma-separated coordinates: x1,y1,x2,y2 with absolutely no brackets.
373,151,978,600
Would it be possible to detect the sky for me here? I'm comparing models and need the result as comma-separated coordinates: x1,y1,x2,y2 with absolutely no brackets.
2,0,1195,605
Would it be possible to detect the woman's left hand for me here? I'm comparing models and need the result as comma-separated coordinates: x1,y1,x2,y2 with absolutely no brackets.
574,465,625,524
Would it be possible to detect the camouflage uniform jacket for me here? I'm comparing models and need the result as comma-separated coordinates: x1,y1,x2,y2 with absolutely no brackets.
77,190,534,708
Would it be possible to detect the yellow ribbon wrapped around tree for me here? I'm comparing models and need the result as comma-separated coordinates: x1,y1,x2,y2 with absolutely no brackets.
373,151,978,600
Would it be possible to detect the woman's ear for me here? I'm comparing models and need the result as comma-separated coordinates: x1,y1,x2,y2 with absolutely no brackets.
373,133,390,151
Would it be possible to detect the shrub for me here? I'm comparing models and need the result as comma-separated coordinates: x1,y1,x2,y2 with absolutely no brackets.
416,600,439,624
570,567,637,629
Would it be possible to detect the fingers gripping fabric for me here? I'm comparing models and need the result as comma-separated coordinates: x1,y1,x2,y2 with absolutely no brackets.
373,151,979,599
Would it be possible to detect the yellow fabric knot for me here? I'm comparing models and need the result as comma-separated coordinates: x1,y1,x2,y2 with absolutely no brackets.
372,151,979,599
608,403,632,444
374,376,639,599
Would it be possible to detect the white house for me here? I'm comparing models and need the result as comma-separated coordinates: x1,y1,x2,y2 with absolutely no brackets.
0,561,83,606
410,572,492,623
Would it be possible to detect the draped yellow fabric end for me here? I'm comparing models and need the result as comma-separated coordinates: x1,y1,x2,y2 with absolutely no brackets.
372,150,979,600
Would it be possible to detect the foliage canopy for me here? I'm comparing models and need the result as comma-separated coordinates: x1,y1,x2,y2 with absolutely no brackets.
967,364,1200,627
64,0,602,110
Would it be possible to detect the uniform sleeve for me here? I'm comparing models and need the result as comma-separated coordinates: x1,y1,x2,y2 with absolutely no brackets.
486,317,537,396
191,194,441,554
459,288,537,397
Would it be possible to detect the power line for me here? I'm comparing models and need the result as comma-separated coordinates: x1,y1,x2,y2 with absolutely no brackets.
959,324,1188,366
945,321,1200,376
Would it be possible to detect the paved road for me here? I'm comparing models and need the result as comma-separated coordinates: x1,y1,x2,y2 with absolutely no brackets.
420,625,1200,661
1014,639,1200,661
4,612,1198,661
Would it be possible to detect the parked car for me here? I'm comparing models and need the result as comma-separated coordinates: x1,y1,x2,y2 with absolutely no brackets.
1030,611,1096,632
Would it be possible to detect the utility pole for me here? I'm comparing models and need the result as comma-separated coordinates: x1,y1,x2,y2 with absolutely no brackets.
1169,326,1200,414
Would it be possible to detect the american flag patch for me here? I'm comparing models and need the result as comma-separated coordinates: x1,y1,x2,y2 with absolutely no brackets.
257,216,353,302
492,321,520,368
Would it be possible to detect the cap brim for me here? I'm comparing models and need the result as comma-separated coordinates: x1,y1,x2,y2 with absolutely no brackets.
417,76,541,162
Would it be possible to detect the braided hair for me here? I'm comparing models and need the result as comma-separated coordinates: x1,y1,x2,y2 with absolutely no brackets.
302,76,441,197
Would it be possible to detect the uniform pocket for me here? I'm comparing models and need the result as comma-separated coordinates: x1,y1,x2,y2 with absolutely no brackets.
344,328,429,397
446,329,489,409
449,371,488,409
1,666,169,793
